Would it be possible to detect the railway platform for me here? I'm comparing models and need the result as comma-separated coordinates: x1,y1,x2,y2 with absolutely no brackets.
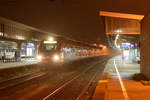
91,56,150,100
0,58,38,69
0,56,90,69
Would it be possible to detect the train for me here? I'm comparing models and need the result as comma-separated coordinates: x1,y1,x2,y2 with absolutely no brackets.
37,37,102,62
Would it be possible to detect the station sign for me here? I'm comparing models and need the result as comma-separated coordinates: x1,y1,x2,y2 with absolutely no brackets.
44,41,57,44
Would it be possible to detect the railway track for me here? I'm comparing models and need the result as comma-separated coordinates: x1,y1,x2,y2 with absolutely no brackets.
42,59,107,100
0,56,109,100
0,72,47,91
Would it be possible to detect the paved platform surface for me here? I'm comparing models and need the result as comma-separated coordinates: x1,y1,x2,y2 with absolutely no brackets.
92,56,150,100
0,56,92,69
0,58,38,69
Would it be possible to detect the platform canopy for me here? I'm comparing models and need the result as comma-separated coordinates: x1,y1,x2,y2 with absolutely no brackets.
100,11,144,35
100,11,144,20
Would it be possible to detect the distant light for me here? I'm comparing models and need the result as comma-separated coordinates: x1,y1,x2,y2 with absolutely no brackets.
0,32,3,36
114,34,120,49
130,44,134,48
27,43,34,47
44,41,57,44
103,46,106,49
116,30,122,33
48,37,54,41
16,36,24,40
93,44,97,46
99,44,107,49
53,55,60,61
99,44,103,47
37,55,42,60
121,43,130,48
123,50,129,57
117,45,120,48
126,43,130,45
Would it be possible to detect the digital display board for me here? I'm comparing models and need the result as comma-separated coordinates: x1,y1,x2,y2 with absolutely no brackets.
44,41,57,44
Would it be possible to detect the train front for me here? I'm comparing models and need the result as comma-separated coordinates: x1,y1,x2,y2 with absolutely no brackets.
37,38,61,62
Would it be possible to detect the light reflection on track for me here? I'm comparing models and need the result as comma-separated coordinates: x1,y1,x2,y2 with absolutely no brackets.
43,59,107,100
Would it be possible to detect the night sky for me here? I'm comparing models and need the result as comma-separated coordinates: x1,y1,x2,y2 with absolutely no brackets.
0,0,149,45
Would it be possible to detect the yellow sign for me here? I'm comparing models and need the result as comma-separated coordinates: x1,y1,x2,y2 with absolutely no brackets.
117,39,122,45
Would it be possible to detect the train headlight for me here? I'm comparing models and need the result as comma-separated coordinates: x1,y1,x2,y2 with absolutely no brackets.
37,55,42,60
53,55,60,61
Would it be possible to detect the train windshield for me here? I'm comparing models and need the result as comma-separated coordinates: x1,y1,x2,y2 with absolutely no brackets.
39,41,58,56
42,44,57,51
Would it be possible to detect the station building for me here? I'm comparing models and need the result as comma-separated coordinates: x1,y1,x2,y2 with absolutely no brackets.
0,17,50,62
0,17,103,63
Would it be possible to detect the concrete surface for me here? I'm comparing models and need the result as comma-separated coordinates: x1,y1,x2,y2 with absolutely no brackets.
0,56,92,69
92,56,150,100
0,58,38,69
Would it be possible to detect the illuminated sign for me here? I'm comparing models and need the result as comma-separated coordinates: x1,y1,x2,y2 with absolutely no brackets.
121,43,131,48
27,43,34,48
44,41,57,44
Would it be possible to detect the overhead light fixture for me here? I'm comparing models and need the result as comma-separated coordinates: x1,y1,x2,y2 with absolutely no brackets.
44,41,57,44
116,30,122,33
48,37,54,41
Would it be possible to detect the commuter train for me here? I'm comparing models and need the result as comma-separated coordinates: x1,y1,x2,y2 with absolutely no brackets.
37,37,102,62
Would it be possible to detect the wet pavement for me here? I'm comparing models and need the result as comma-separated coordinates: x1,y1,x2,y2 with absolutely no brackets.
92,56,150,100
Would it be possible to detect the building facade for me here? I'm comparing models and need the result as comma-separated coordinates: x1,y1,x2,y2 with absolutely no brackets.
0,17,50,62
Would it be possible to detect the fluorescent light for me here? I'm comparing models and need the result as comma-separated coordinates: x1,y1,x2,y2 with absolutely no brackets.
48,37,54,41
44,41,57,44
116,30,122,33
